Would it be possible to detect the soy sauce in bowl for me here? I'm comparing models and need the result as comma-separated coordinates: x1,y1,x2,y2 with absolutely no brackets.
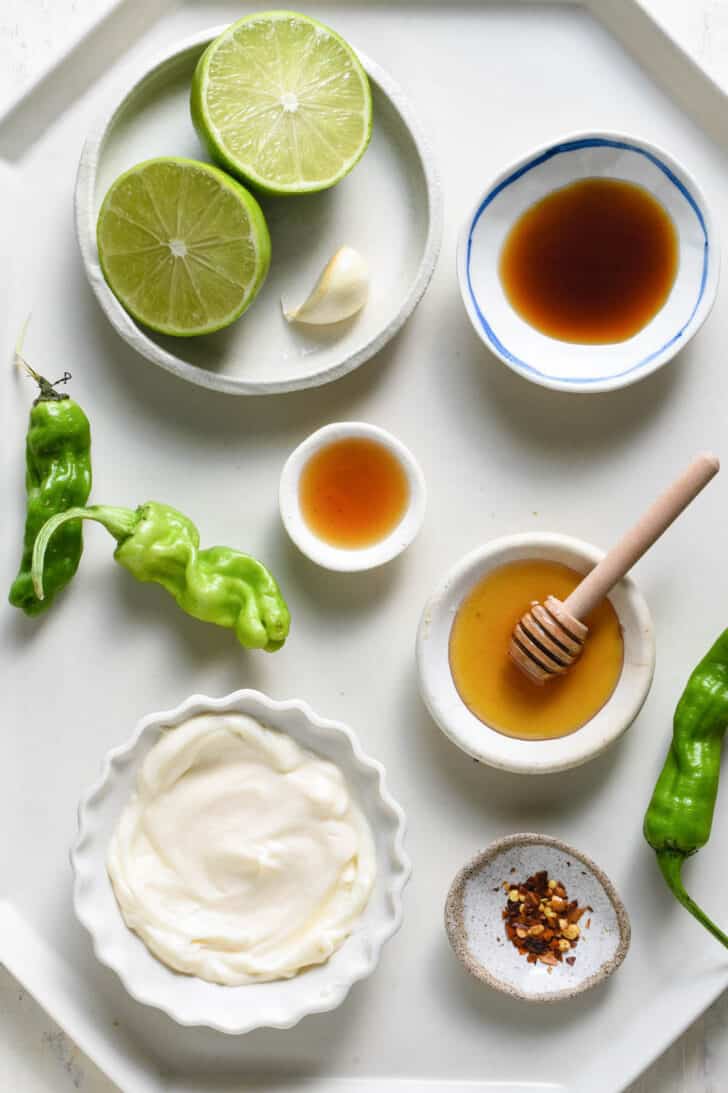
499,177,678,344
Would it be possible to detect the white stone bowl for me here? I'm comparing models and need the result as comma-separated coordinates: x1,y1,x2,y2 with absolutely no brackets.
445,834,630,1002
279,421,426,572
457,131,719,393
74,26,442,395
71,690,410,1033
416,532,655,774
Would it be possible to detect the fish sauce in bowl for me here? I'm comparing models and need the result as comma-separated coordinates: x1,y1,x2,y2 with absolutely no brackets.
299,437,409,548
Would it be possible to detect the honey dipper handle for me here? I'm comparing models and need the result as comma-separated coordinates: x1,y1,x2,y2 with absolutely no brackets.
563,452,720,622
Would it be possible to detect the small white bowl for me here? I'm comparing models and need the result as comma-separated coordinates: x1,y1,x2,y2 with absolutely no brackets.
279,422,426,572
416,532,655,774
444,834,630,1002
458,131,719,393
71,690,410,1034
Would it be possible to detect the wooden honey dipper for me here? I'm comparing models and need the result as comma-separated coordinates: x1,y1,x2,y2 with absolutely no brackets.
510,453,720,684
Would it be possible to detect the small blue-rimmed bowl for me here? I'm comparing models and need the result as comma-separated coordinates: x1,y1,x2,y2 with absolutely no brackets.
457,132,719,393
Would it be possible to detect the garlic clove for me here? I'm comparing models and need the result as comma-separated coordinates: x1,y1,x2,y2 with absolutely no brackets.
283,246,369,325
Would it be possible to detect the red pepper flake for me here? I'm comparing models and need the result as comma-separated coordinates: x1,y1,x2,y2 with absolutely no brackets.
501,870,587,968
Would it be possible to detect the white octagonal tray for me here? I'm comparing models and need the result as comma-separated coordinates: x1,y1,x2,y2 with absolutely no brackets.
3,2,728,1093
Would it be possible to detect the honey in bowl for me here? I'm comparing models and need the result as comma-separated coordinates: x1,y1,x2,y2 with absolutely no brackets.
299,437,409,548
499,177,678,344
449,559,624,740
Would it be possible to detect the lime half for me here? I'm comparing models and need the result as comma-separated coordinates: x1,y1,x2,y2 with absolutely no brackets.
191,12,372,195
96,157,271,337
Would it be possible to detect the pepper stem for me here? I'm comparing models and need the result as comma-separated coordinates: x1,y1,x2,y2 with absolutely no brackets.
657,849,728,949
21,358,71,402
32,505,138,601
14,317,71,402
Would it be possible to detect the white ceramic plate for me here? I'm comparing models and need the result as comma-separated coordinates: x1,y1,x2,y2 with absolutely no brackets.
416,533,655,774
458,131,719,393
75,26,442,395
71,690,410,1033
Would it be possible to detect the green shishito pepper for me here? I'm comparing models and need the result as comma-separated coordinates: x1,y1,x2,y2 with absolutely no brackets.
31,502,290,652
9,365,92,615
644,629,728,948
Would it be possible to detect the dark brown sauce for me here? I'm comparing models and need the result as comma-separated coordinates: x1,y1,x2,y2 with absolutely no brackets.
499,178,679,344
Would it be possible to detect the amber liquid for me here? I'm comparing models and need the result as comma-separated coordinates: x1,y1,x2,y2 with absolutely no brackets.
499,178,678,343
449,560,624,740
299,437,409,548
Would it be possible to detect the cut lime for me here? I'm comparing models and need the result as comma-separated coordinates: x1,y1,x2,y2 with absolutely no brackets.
96,157,271,337
191,12,372,196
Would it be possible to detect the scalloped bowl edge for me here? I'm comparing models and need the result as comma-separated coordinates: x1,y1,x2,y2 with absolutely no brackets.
71,689,411,1033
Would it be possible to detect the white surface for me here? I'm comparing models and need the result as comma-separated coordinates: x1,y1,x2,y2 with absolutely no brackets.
3,3,728,1093
279,421,426,571
459,132,718,391
75,31,442,394
416,533,655,774
72,690,408,1032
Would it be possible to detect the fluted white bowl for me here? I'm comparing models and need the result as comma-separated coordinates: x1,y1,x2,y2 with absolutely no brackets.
71,689,410,1033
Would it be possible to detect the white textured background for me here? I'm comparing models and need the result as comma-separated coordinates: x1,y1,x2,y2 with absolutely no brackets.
2,1,728,1090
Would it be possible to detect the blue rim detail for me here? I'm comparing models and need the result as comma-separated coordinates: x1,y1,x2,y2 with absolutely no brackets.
465,138,709,386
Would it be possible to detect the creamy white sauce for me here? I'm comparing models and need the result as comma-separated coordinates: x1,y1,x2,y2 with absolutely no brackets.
107,713,377,985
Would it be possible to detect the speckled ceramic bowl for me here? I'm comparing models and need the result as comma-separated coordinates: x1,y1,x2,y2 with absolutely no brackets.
445,834,630,1002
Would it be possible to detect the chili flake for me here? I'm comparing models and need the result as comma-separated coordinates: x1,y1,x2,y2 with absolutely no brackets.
502,870,590,968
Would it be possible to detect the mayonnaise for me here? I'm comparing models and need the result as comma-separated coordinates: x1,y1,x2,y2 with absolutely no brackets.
107,713,377,985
